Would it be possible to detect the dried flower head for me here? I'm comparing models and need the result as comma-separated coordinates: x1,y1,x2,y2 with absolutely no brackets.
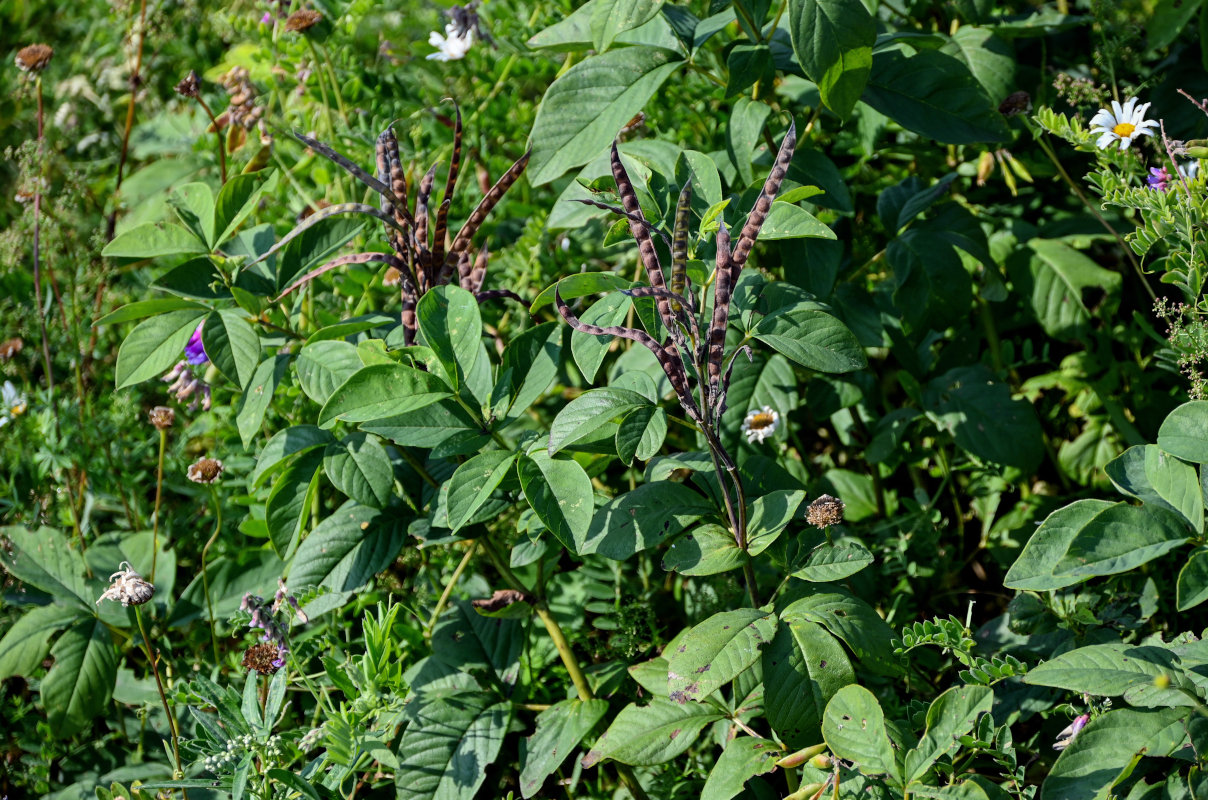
15,44,53,73
221,66,264,130
284,9,322,32
148,405,175,430
163,361,212,411
1053,714,1089,751
97,561,155,607
175,70,201,98
998,91,1031,117
741,406,780,444
187,457,224,484
807,495,845,529
242,642,282,674
382,266,403,287
0,337,24,360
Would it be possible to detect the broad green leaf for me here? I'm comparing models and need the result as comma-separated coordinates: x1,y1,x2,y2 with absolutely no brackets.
1149,0,1205,49
324,432,394,509
265,450,323,559
570,292,632,383
1043,707,1189,800
888,230,972,330
396,691,512,800
520,699,610,798
201,308,261,388
746,490,806,555
700,737,780,800
235,355,289,449
579,481,714,558
1024,643,1196,703
288,502,409,593
306,314,395,346
788,0,876,119
904,685,993,784
517,451,595,551
42,616,117,738
431,601,525,686
115,308,207,389
862,49,1009,144
615,405,667,465
169,182,216,247
782,584,900,675
0,603,85,680
102,221,208,259
662,523,747,576
877,174,959,234
168,550,284,630
275,216,367,293
1004,499,1111,591
319,363,452,427
0,526,91,608
727,97,772,187
93,298,207,327
941,27,1015,103
446,451,518,532
582,697,725,767
756,202,836,240
496,322,562,423
549,387,652,454
152,259,230,299
1008,239,1121,340
924,366,1043,471
294,340,362,405
214,171,277,246
362,401,486,456
417,285,482,392
250,425,335,487
667,609,778,703
529,47,684,185
530,272,637,313
1052,503,1189,580
1178,547,1208,611
763,618,855,749
911,778,1013,800
753,304,866,374
592,0,663,51
726,44,773,98
792,540,875,582
822,685,900,783
1158,401,1208,464
1105,445,1203,532
675,150,724,208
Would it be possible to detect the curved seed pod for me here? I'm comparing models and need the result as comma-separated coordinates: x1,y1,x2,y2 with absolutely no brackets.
570,198,671,248
295,130,409,217
448,147,532,259
621,287,701,344
706,219,733,410
251,203,409,266
670,182,693,312
277,251,414,300
415,163,439,252
376,124,413,227
432,105,463,269
716,344,753,418
555,288,703,424
731,121,797,270
400,277,419,346
468,245,489,293
456,250,474,289
476,289,526,306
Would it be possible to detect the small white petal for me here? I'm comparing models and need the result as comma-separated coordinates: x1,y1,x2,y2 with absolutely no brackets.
1095,131,1118,149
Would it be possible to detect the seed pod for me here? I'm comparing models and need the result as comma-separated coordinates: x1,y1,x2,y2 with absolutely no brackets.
670,182,693,313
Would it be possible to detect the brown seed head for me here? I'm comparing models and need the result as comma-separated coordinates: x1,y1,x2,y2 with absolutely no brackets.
175,70,201,98
0,337,23,360
15,44,53,73
187,457,225,484
998,91,1032,117
807,494,845,529
285,9,322,32
382,266,402,287
242,642,281,674
148,405,175,430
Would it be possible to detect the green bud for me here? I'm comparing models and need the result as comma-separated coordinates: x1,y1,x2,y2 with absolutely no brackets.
776,742,829,768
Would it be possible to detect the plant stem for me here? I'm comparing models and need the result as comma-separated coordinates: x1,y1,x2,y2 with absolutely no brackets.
151,428,166,583
194,94,228,184
425,540,478,637
134,605,185,786
109,0,148,236
201,485,223,665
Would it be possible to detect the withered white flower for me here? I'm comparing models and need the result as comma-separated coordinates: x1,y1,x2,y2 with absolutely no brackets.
97,561,155,607
740,405,780,444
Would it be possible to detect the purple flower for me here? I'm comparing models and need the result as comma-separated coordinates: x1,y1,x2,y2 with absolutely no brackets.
260,11,273,24
184,322,208,365
1053,714,1089,751
1148,166,1172,192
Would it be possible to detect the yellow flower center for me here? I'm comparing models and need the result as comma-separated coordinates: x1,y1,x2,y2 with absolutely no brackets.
1112,122,1136,137
749,412,775,429
11,403,25,416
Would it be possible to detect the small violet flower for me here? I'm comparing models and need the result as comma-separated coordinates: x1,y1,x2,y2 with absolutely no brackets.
184,322,208,365
1147,166,1172,192
1053,714,1090,751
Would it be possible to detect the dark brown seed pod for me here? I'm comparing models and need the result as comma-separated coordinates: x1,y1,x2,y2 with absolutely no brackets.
731,122,797,270
447,147,531,259
277,251,414,300
670,182,693,313
707,219,733,411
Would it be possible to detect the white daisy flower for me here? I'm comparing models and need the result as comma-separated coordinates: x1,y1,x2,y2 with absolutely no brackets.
1183,160,1200,180
1089,97,1159,151
740,405,780,444
427,24,474,61
0,380,28,428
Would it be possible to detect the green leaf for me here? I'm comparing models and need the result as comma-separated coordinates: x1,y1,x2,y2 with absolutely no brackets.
319,363,452,427
549,387,652,454
903,685,993,784
0,604,86,680
519,698,609,798
396,692,512,800
115,308,207,389
362,401,486,455
888,230,972,329
662,523,747,576
570,293,632,383
288,502,409,594
753,303,867,374
0,526,91,608
1008,239,1122,340
727,97,772,187
517,451,595,551
42,616,117,738
615,406,668,465
1105,445,1203,533
667,609,778,703
791,540,875,582
265,450,323,559
756,203,837,240
862,49,1009,144
102,221,208,259
592,0,663,51
417,285,482,393
1149,0,1204,49
275,216,368,293
531,272,637,313
1024,643,1195,702
1158,401,1208,464
746,490,806,555
431,602,525,685
1004,499,1108,591
250,425,335,487
1043,707,1190,800
941,27,1016,103
496,322,562,423
579,481,714,558
324,433,394,509
924,366,1043,471
294,340,362,405
201,308,261,388
782,584,900,675
529,47,684,185
1178,547,1208,611
153,258,230,300
169,182,216,247
582,697,725,767
447,451,518,532
788,0,876,118
726,44,773,98
763,618,855,749
93,298,208,327
235,355,289,449
214,171,278,246
822,685,901,783
700,737,780,800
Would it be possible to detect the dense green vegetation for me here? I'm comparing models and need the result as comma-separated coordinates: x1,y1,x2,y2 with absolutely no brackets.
3,0,1208,798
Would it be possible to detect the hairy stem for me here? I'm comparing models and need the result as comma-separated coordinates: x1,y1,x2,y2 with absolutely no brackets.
151,428,166,583
201,486,223,665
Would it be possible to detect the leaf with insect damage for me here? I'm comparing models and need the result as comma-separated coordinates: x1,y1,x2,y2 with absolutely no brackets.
666,609,778,703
